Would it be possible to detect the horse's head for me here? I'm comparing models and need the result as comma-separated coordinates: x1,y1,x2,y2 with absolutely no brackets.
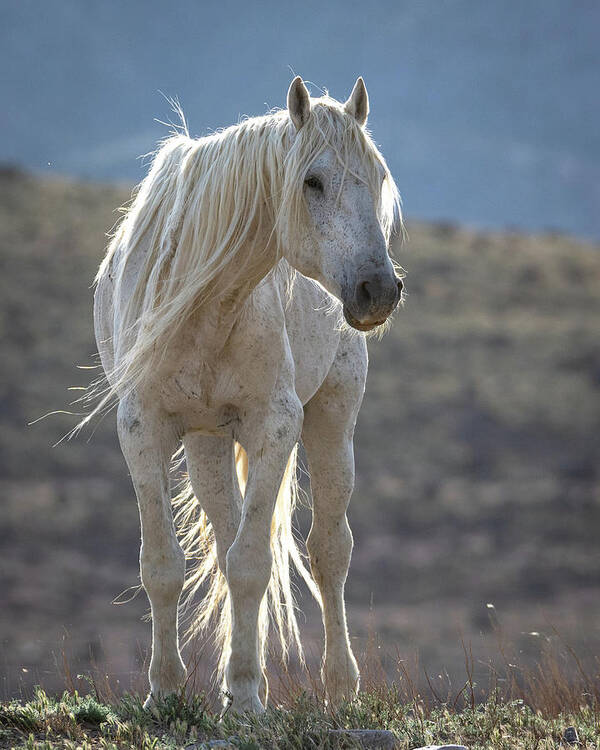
283,77,404,332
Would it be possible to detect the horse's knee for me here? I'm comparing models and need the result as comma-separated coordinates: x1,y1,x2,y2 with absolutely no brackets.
226,539,272,603
140,540,185,607
308,513,353,578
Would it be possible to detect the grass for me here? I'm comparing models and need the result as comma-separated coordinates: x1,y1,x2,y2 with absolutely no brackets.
2,632,600,749
0,683,598,749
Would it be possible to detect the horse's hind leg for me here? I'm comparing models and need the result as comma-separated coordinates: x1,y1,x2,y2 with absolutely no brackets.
225,396,304,713
117,396,187,706
302,334,368,704
183,435,271,702
183,433,241,576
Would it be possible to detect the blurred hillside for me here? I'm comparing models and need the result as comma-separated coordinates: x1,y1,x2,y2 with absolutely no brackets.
1,167,599,698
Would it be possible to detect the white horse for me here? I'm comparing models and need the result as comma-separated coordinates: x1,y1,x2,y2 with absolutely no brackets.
90,76,404,713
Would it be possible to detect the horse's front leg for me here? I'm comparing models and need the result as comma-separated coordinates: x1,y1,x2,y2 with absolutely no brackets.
224,395,303,713
117,397,186,707
302,334,367,705
303,418,359,704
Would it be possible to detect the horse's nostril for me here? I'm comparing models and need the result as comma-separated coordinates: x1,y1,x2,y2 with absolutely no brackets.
396,278,404,295
358,280,372,306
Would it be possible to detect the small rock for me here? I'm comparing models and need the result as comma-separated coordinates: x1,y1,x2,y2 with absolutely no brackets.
412,746,468,750
563,726,580,745
329,728,398,749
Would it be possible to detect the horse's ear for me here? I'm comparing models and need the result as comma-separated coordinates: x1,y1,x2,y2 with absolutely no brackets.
287,76,311,131
344,77,369,127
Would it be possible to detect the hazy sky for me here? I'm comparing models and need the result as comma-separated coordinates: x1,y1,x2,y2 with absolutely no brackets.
3,0,599,239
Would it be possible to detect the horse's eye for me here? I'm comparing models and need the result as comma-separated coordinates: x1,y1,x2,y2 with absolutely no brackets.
304,175,324,192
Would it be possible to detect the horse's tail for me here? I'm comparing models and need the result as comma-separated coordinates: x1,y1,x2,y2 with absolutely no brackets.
174,441,321,687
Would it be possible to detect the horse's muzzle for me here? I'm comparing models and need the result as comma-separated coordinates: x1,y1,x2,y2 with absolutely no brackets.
343,272,403,331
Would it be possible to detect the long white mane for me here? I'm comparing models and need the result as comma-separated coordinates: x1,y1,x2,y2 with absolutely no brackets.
96,95,400,404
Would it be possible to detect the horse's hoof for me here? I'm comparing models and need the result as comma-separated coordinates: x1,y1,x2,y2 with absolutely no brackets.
227,694,265,715
143,692,157,711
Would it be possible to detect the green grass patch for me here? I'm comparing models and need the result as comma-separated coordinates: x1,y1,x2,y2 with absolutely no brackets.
1,687,599,749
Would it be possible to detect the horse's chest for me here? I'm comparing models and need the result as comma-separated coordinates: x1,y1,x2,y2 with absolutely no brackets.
285,279,342,403
157,326,275,434
158,277,341,431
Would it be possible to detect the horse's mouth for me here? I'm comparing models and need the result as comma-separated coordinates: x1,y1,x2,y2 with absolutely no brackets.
343,307,388,332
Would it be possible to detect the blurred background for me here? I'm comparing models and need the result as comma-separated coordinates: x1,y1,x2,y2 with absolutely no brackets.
1,0,599,700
